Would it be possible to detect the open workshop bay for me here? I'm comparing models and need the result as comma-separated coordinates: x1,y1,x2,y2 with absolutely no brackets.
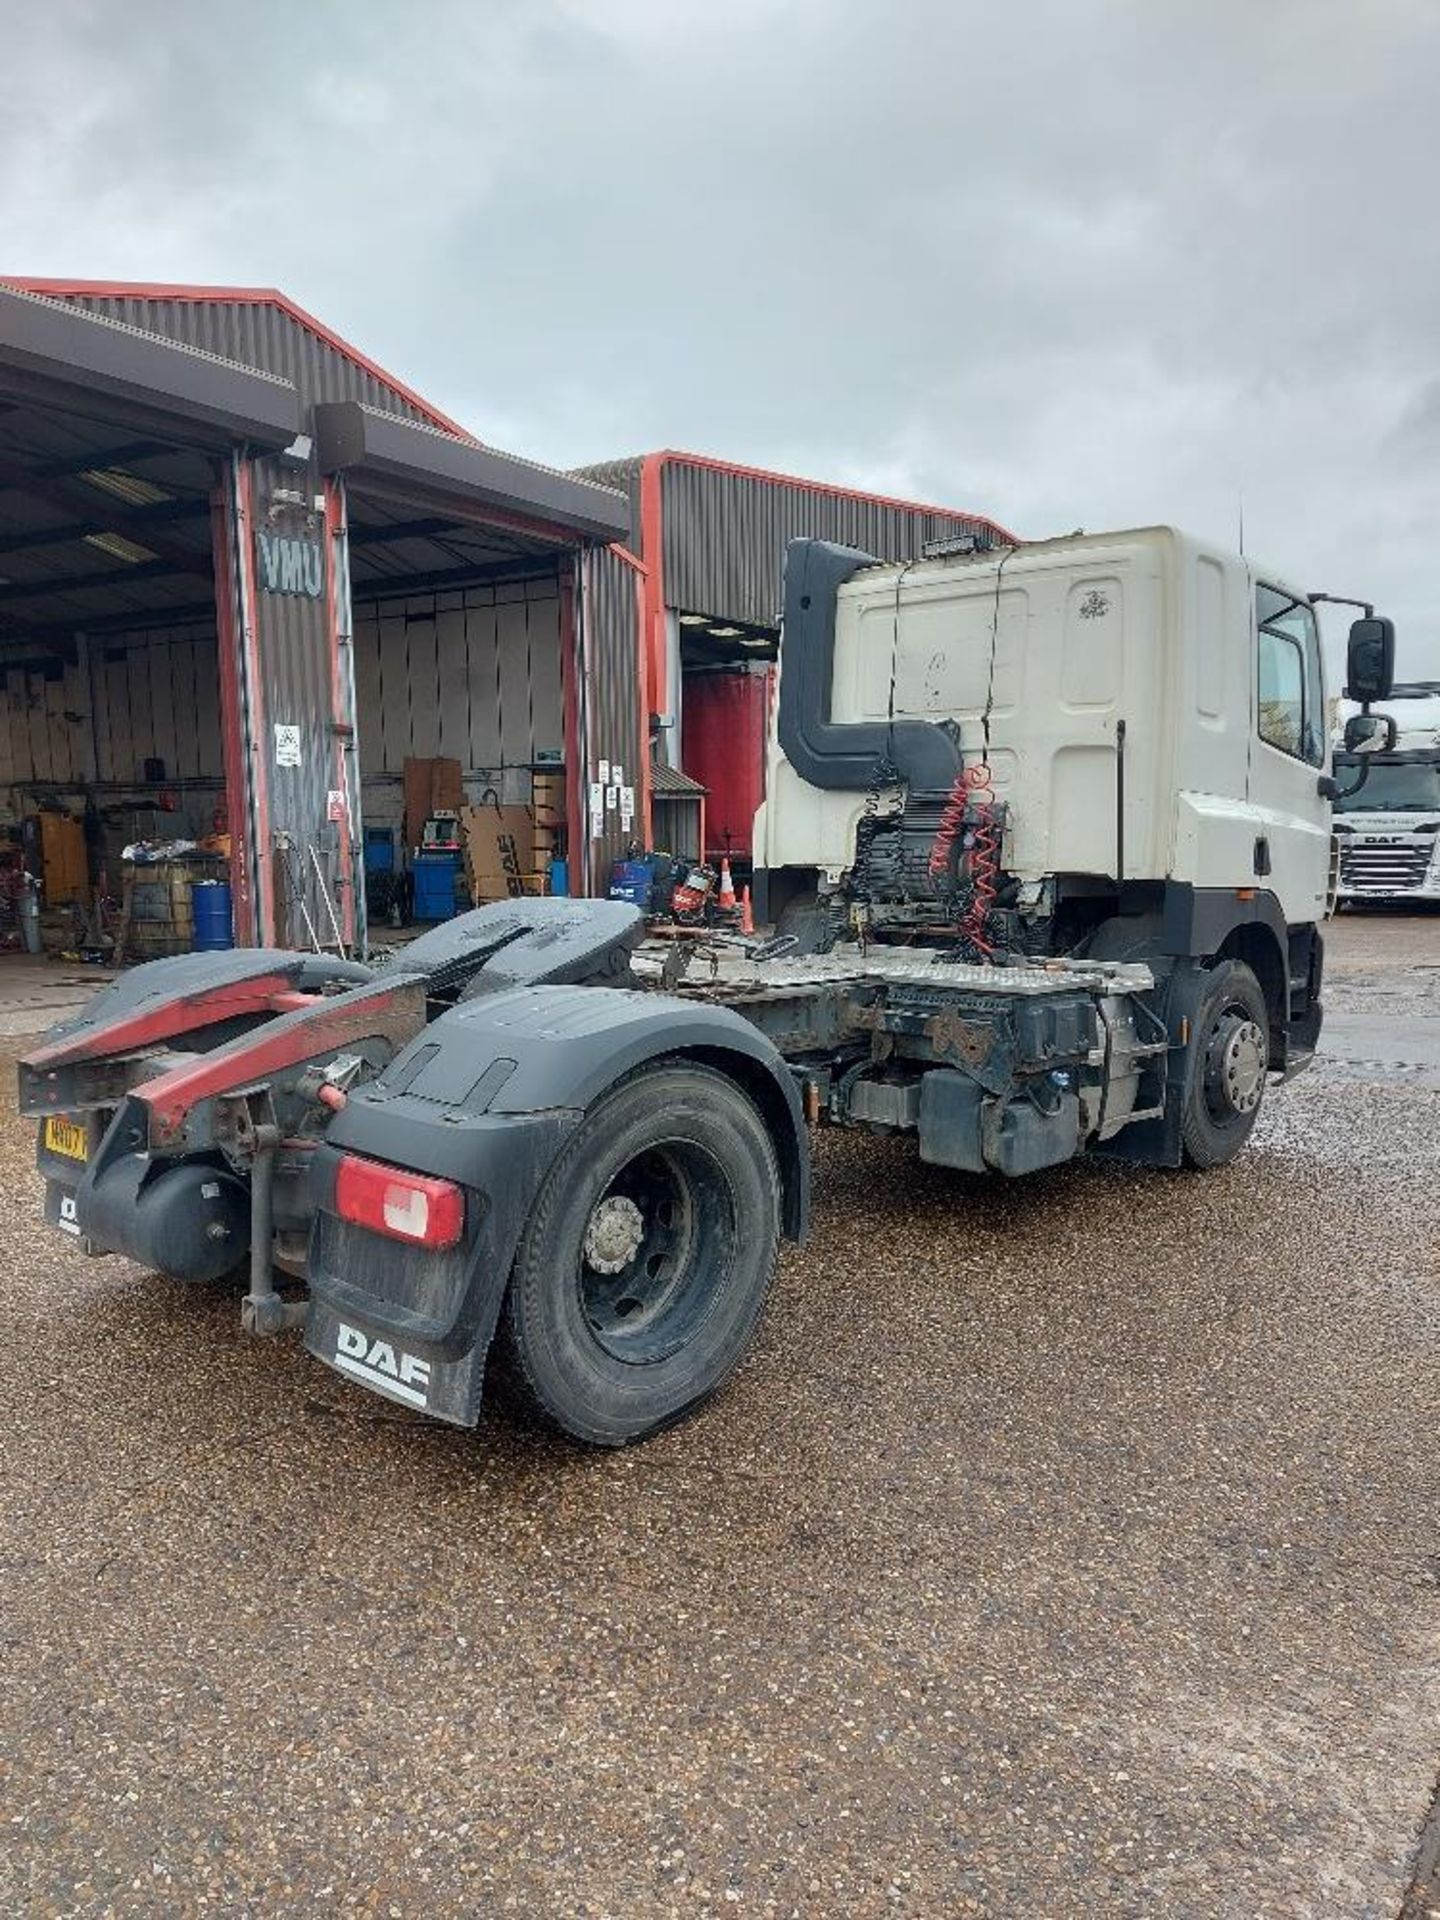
1,912,1437,1916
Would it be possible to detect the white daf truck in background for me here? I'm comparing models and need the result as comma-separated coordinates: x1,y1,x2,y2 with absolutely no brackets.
1332,681,1440,905
20,525,1399,1445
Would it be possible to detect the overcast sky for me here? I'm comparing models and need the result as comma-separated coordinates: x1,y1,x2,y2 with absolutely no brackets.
3,0,1436,667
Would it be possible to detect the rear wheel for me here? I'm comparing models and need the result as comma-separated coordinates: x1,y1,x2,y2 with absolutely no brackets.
496,1062,781,1445
1180,960,1270,1168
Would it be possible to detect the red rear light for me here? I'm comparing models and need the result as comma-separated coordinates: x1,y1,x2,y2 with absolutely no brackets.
333,1154,465,1249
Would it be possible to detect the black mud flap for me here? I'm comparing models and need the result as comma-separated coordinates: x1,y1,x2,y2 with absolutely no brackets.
301,1104,583,1428
305,1298,488,1425
38,1115,106,1255
43,1178,86,1245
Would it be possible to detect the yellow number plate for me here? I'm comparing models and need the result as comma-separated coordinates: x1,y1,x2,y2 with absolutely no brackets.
44,1115,87,1162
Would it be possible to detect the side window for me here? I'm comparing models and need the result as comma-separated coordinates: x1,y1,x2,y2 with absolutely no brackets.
1256,585,1324,766
1258,627,1304,755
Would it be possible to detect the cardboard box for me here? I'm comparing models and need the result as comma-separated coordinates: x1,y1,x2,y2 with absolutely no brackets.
462,803,535,901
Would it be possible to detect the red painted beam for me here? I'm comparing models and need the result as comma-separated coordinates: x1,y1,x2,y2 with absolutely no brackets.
138,976,427,1147
20,973,299,1073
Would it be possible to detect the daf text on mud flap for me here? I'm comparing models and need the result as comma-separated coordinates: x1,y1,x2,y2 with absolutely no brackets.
333,1324,432,1408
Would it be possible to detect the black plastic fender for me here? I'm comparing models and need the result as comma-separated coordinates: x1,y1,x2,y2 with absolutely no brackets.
303,984,810,1426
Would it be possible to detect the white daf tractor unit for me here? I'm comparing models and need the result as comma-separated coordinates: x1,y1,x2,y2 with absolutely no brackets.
1332,681,1440,906
753,525,1395,1168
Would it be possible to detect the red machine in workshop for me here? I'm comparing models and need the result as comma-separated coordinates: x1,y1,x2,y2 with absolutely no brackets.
681,668,773,865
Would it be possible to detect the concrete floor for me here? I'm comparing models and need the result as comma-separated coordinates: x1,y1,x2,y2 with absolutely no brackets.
0,953,116,1038
0,918,1437,1916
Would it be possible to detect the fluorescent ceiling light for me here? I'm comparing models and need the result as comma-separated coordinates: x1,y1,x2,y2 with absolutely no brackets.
739,636,773,650
83,531,158,564
677,612,710,627
78,468,169,506
708,625,743,638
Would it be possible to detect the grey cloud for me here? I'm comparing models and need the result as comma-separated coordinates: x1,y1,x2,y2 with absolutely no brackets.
1,0,1436,662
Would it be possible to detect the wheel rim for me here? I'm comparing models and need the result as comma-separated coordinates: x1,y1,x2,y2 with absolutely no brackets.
1203,1009,1267,1122
577,1142,736,1364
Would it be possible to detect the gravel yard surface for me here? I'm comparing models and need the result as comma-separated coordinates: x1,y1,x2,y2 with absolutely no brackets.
1,916,1437,1917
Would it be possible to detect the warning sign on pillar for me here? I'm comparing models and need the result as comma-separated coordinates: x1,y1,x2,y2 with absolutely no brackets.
327,790,347,824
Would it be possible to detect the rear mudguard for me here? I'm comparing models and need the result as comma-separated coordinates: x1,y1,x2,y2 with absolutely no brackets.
303,982,810,1426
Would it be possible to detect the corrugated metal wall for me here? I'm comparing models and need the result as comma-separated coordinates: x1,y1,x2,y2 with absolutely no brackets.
660,461,1003,629
91,625,224,784
0,659,89,789
0,623,227,876
352,575,563,774
34,292,441,424
578,545,645,887
246,453,345,947
352,574,565,845
0,625,222,788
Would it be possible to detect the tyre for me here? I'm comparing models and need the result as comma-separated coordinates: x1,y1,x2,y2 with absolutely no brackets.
776,892,835,955
1180,960,1270,1169
495,1062,781,1445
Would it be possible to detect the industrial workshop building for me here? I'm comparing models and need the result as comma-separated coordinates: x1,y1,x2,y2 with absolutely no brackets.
0,279,630,948
575,452,1007,867
0,279,1004,953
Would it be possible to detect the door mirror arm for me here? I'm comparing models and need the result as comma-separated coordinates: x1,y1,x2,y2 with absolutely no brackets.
1319,762,1372,803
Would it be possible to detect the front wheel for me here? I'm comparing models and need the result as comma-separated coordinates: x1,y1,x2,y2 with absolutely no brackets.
495,1062,781,1445
1180,960,1270,1169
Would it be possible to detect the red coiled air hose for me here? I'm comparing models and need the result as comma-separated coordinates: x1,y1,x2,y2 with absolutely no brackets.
929,762,1000,959
927,767,972,884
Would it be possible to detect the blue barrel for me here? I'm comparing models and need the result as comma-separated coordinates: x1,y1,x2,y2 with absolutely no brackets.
191,879,234,951
548,856,569,898
411,851,461,921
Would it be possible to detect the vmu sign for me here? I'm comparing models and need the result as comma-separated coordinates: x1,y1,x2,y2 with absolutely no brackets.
255,530,325,599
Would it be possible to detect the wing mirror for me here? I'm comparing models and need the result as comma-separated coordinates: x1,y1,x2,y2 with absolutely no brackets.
1345,616,1396,704
1342,711,1397,752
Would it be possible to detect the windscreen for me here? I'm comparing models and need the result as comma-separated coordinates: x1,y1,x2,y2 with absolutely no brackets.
1334,758,1440,813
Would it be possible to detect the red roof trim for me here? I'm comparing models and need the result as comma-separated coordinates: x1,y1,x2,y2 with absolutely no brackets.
1,278,470,440
649,448,1018,544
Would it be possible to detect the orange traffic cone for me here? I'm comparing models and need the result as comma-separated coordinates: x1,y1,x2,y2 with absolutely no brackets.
717,856,737,912
739,885,754,934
